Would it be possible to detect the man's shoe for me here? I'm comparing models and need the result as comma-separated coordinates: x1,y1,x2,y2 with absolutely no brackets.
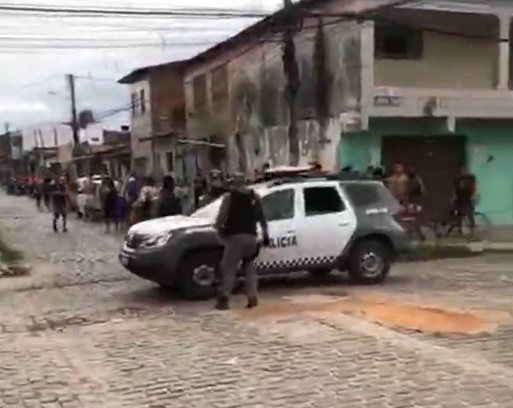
215,296,230,311
246,297,258,309
53,225,58,233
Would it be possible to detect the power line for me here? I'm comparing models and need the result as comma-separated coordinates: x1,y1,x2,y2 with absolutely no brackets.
0,3,270,13
0,34,232,42
75,75,123,83
0,4,269,18
0,40,220,50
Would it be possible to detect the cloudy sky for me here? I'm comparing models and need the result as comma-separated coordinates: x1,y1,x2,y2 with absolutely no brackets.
0,0,283,132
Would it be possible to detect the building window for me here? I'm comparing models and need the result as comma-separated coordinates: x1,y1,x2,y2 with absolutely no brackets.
375,23,423,60
139,89,146,114
211,65,228,102
130,92,137,115
171,106,186,129
193,74,207,110
303,187,345,216
166,152,174,173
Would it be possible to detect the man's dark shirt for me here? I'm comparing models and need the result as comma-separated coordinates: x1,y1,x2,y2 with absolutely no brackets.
455,175,475,204
51,183,67,212
215,188,268,237
157,190,182,217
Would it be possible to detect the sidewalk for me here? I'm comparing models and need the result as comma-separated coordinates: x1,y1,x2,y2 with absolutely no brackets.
428,240,513,254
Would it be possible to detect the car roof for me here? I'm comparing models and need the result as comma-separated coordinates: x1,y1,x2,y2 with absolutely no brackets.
250,176,382,193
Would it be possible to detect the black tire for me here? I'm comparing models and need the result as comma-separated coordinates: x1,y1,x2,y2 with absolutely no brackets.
308,268,332,278
177,249,222,300
347,239,390,284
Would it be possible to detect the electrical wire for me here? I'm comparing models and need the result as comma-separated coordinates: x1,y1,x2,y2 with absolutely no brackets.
0,42,218,51
0,2,270,14
0,1,443,50
0,34,233,43
8,0,500,131
0,4,270,18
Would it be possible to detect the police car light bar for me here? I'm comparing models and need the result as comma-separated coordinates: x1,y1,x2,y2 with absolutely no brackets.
264,165,314,174
262,164,321,180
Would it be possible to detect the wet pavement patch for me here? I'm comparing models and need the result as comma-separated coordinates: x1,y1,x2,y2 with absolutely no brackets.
233,294,503,336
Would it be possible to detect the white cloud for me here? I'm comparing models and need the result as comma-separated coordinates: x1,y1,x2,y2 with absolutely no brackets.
0,0,284,130
0,100,49,113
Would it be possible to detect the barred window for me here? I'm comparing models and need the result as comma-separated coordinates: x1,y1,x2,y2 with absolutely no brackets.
193,74,207,109
211,65,228,102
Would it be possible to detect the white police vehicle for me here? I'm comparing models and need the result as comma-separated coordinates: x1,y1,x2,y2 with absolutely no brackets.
119,167,410,300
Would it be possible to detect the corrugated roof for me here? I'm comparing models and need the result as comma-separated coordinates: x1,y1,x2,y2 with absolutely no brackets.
118,59,189,84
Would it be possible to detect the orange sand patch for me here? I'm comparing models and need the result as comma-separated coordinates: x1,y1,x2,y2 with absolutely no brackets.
233,296,502,335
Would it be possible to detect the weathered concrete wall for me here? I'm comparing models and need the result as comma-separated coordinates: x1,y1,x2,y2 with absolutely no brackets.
374,11,498,89
227,20,362,173
129,79,153,168
150,69,186,134
185,16,363,174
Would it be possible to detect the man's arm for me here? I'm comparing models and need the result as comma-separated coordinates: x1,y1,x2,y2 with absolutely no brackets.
253,194,270,245
214,193,230,232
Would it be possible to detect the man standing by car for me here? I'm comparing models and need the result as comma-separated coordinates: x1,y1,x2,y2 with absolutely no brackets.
214,173,270,311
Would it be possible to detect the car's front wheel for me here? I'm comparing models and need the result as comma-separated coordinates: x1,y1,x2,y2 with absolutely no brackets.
347,239,390,284
177,249,222,300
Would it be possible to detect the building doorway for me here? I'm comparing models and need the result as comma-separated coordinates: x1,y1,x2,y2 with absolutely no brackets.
381,136,466,219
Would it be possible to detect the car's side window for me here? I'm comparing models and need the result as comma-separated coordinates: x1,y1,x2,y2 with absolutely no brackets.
261,189,295,222
303,186,345,216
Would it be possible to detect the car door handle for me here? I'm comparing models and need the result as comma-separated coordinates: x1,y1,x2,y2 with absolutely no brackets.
338,222,350,227
285,230,295,234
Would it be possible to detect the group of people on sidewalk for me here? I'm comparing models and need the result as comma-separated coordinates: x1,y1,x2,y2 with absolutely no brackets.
23,169,252,234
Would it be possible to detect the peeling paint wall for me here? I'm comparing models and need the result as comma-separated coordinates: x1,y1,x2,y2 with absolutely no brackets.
184,2,365,175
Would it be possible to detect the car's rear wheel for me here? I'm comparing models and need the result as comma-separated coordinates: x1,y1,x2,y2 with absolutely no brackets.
177,249,222,300
347,239,390,284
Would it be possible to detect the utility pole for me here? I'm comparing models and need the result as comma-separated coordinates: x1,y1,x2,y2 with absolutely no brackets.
66,74,79,146
281,0,300,165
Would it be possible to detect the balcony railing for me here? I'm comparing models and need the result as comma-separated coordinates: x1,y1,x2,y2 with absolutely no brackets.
371,87,513,118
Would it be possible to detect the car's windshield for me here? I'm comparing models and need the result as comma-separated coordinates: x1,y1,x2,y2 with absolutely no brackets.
190,197,223,221
190,184,267,221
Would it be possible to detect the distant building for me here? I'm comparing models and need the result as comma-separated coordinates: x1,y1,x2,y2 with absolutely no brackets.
118,60,188,178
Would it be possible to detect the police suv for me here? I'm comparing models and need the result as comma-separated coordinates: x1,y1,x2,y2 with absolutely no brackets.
119,168,410,300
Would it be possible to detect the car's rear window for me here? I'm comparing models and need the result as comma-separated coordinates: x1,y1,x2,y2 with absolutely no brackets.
343,182,400,212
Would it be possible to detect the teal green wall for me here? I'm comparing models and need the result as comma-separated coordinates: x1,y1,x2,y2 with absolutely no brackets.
458,120,513,225
339,118,450,171
338,118,513,225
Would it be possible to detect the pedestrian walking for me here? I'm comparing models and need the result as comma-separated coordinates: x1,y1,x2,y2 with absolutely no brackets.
42,177,52,211
50,176,68,233
34,177,43,210
156,175,182,217
214,172,270,311
135,176,158,222
103,178,119,232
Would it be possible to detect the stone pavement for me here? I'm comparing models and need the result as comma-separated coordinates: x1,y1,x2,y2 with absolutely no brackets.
2,193,513,407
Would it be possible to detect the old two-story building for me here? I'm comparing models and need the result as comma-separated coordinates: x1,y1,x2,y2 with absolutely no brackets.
118,60,189,179
340,0,513,224
184,0,373,174
183,0,513,225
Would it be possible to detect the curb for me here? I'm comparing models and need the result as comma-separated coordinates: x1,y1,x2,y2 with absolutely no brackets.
399,242,513,263
482,247,513,254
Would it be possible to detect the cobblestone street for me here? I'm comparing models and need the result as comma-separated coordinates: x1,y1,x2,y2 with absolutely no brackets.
3,192,513,407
